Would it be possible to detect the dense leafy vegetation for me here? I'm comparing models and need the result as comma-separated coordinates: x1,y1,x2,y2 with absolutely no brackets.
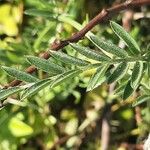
0,0,149,149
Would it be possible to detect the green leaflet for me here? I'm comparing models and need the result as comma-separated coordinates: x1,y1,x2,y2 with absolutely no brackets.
50,69,82,88
131,61,143,88
107,62,128,84
87,65,109,91
21,78,52,100
49,50,90,66
24,9,57,20
110,21,140,55
0,87,23,101
70,43,111,62
2,66,39,83
147,62,150,77
90,35,128,58
26,56,65,74
132,95,150,107
123,80,134,100
113,81,128,96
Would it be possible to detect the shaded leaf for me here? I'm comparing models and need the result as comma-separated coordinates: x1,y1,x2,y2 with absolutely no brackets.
2,66,38,83
49,50,90,66
70,43,111,62
132,95,150,107
110,21,140,55
123,80,134,100
87,65,109,91
26,56,65,74
131,61,143,88
90,35,128,58
108,62,128,84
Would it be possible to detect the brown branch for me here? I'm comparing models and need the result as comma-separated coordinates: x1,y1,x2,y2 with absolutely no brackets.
6,0,150,88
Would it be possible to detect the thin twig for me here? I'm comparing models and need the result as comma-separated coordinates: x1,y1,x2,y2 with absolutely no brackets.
6,0,150,88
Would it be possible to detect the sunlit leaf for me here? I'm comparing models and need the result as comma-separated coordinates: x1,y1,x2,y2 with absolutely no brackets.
90,35,128,58
8,117,33,137
21,78,52,100
49,50,90,66
26,56,65,74
2,66,38,83
70,43,111,62
110,21,140,55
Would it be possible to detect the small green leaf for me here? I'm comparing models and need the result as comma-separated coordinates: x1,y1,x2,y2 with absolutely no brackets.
49,50,90,66
50,69,82,88
8,117,33,137
0,87,23,101
131,61,143,88
132,95,150,107
108,62,128,84
70,43,111,62
24,9,57,20
110,21,140,55
2,66,38,83
26,56,65,74
21,78,52,100
87,65,109,91
123,80,134,100
90,35,128,58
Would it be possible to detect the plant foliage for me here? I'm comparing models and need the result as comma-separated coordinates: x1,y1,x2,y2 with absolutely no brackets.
1,17,149,106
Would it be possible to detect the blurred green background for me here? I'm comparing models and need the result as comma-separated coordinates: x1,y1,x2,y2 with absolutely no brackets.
0,0,149,149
